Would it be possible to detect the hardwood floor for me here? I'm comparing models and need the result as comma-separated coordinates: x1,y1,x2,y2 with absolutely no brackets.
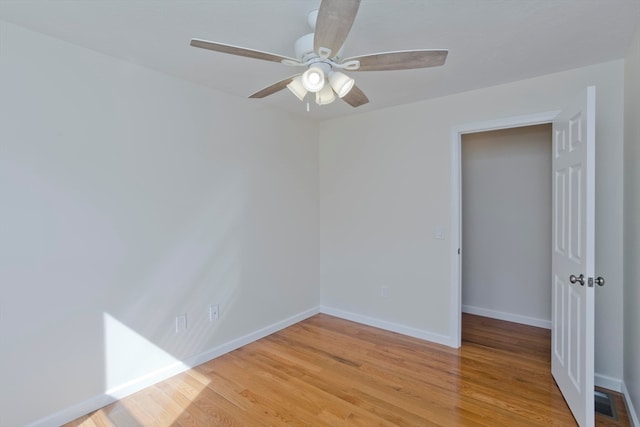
66,313,630,426
462,314,631,427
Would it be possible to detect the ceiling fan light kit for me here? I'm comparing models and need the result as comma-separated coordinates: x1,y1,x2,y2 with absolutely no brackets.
301,65,326,92
329,71,355,98
316,83,336,105
190,0,448,109
286,76,308,101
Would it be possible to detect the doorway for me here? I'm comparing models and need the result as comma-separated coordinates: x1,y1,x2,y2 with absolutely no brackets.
450,90,601,426
449,110,560,347
460,124,552,332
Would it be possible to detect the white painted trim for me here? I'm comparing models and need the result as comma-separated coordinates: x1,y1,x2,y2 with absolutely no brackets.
106,361,190,400
320,305,457,348
450,135,462,348
181,306,319,370
449,110,561,348
462,304,551,329
26,307,320,427
594,373,623,392
623,381,640,427
24,304,628,427
25,394,118,427
453,111,562,135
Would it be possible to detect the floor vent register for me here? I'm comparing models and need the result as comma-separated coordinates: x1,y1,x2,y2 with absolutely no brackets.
595,390,617,419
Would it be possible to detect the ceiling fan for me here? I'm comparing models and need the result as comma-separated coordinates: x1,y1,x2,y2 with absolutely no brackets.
190,0,448,108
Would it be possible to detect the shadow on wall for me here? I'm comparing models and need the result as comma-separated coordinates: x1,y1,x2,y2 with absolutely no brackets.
1,173,249,426
1,20,319,427
94,182,249,425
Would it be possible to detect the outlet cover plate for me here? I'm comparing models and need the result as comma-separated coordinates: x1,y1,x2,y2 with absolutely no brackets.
176,314,187,332
209,304,219,321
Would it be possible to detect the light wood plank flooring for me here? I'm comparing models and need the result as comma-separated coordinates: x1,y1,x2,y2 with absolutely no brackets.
66,313,631,426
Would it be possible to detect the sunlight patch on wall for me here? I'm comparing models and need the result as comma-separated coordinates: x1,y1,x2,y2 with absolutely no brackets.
98,313,211,425
104,313,185,391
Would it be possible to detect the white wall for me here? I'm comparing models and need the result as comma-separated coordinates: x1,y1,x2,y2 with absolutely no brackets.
0,21,319,427
1,17,633,427
319,60,624,382
461,125,551,328
624,24,640,426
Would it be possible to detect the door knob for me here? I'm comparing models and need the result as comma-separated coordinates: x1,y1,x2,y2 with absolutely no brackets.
569,274,585,286
595,276,605,286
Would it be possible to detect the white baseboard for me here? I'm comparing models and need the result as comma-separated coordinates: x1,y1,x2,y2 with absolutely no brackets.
26,305,635,427
622,381,640,427
320,305,640,426
26,306,320,427
462,304,551,329
595,373,623,392
320,305,457,348
25,394,119,427
180,306,319,371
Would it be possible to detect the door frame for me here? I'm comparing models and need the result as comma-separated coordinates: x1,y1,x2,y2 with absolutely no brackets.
449,110,560,347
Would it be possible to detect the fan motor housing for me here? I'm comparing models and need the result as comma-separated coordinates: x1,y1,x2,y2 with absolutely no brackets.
294,32,343,63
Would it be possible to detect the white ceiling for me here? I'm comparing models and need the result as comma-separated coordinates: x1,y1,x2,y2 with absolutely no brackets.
1,0,639,121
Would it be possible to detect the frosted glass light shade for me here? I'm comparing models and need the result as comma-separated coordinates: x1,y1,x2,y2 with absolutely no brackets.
315,84,336,105
287,76,308,101
301,66,325,92
329,71,355,98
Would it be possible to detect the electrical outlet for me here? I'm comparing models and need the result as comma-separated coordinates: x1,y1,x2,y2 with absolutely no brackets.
209,304,219,321
381,287,388,298
176,314,187,333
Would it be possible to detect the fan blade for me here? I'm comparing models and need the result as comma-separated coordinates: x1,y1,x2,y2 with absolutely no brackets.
248,75,300,99
344,50,448,71
191,39,300,64
342,85,369,107
314,0,361,58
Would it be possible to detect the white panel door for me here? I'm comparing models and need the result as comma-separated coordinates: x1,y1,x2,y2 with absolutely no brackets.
551,86,596,427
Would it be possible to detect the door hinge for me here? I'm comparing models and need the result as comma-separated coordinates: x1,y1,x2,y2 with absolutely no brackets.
588,277,594,287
